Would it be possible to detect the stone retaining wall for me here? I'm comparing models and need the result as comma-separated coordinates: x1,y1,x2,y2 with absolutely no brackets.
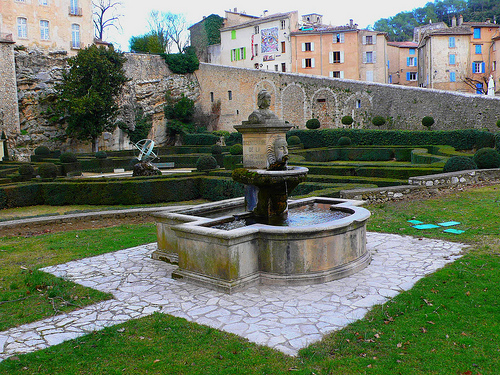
340,169,500,203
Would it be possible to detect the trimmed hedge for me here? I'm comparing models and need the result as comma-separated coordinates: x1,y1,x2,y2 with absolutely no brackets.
443,156,477,173
183,134,220,145
474,147,500,169
287,129,495,151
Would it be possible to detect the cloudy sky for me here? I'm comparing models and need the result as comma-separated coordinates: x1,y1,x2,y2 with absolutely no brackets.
105,0,432,51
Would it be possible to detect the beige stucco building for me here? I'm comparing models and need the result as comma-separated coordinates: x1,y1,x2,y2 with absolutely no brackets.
387,41,418,86
291,18,388,83
220,11,299,73
418,17,500,93
0,0,93,54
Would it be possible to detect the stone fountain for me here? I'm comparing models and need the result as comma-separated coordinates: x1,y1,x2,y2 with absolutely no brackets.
152,90,371,293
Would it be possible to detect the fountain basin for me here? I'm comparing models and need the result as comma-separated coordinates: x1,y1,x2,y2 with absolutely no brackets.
152,197,371,293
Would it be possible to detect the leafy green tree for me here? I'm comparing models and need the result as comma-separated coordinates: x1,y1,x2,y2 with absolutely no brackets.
129,33,165,54
52,45,128,152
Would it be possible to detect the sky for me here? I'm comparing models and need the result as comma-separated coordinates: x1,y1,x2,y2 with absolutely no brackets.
105,0,433,51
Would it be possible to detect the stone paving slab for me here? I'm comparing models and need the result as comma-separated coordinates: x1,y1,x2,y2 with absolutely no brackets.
0,234,465,361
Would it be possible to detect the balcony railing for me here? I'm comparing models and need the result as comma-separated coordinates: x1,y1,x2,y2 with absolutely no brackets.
0,33,14,43
69,6,82,16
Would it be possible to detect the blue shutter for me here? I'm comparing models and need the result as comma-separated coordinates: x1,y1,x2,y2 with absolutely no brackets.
406,72,411,81
450,72,456,82
481,62,485,73
407,57,410,66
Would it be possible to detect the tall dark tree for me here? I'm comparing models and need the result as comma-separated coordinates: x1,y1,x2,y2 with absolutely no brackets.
52,45,128,152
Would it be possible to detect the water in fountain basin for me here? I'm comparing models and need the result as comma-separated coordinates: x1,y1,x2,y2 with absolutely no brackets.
212,203,350,230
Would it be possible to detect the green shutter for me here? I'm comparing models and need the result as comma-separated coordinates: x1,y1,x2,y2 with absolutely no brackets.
243,47,246,59
231,30,236,40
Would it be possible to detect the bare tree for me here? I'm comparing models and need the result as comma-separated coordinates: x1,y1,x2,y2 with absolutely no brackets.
93,0,123,41
147,11,189,53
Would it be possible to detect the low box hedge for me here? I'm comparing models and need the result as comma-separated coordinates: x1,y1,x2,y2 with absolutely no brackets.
288,129,495,151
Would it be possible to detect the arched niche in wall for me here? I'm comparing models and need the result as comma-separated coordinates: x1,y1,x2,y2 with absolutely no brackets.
343,92,374,127
282,83,306,129
311,88,338,128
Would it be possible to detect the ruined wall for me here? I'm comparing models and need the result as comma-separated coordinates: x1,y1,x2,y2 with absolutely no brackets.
196,63,500,132
0,41,20,153
10,50,199,160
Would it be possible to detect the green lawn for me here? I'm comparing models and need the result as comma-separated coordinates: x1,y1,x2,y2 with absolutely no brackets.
1,184,499,374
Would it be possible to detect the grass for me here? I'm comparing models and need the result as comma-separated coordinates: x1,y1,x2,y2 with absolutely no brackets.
1,184,499,374
0,199,209,222
0,224,157,331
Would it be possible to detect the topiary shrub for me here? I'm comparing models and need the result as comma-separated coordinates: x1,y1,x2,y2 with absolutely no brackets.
38,163,58,179
443,156,477,173
211,144,223,154
495,133,500,151
60,152,78,163
422,116,435,129
95,151,108,159
338,137,352,147
34,146,50,156
306,118,321,130
229,143,243,155
196,155,218,171
18,163,35,177
341,115,354,126
496,119,500,128
473,147,500,169
287,135,301,146
371,116,386,127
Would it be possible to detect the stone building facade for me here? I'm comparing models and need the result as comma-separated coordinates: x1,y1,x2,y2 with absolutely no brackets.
0,39,20,154
0,0,94,54
387,41,418,86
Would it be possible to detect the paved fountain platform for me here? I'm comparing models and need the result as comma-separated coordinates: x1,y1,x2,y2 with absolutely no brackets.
0,233,465,361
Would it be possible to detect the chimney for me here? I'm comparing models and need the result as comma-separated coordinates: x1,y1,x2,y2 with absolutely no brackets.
263,10,268,17
452,16,456,27
233,8,237,13
349,19,354,28
458,14,463,26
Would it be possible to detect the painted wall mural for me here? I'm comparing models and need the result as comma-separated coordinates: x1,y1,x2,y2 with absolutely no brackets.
261,27,279,53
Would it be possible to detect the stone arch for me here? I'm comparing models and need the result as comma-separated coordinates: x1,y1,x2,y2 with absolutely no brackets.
311,88,338,128
254,79,278,115
282,83,306,129
342,92,374,128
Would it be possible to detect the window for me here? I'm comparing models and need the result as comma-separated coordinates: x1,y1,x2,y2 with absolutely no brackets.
302,58,315,68
409,48,416,55
71,24,80,48
473,61,485,74
329,71,344,78
281,63,286,72
364,51,375,64
254,44,258,56
493,61,497,72
356,99,361,108
210,92,214,103
362,35,375,45
475,44,482,54
473,28,481,39
275,64,279,72
389,74,392,84
231,30,236,40
70,0,80,15
228,91,232,100
281,20,286,30
230,47,246,61
476,83,483,94
406,72,417,81
17,17,28,39
281,41,285,53
366,71,374,81
39,0,48,4
449,54,456,65
254,26,259,34
302,42,314,52
450,72,456,82
407,57,417,67
333,33,344,43
331,51,341,63
40,20,49,40
449,37,456,48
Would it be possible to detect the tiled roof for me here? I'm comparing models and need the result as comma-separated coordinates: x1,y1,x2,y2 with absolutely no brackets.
425,26,472,36
221,11,296,31
387,41,418,48
462,21,500,28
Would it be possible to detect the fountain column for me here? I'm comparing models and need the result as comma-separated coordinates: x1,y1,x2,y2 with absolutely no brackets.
232,90,307,224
